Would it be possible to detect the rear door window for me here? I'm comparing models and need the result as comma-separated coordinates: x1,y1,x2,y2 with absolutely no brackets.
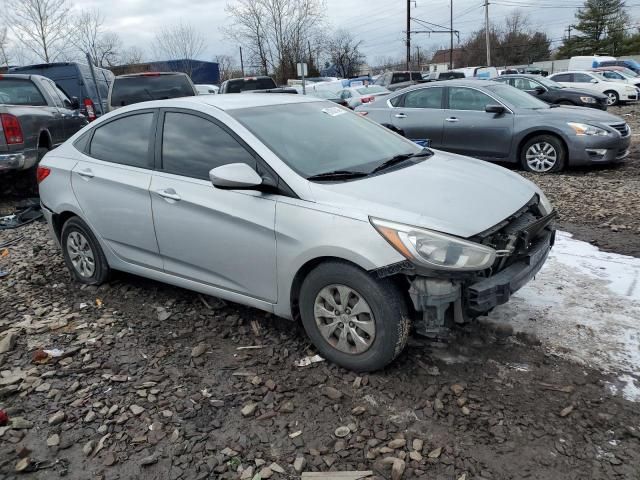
573,73,593,83
403,87,444,109
0,79,47,106
448,87,493,111
89,112,155,168
161,112,256,179
40,80,64,107
110,75,195,107
551,73,572,82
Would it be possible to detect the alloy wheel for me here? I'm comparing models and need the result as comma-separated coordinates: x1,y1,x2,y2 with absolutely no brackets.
606,92,618,105
66,231,96,278
313,284,376,354
525,142,558,172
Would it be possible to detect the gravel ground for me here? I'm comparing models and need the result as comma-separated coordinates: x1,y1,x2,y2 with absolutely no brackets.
0,105,639,480
521,104,640,257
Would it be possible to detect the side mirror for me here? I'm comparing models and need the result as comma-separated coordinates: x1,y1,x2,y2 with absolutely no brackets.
534,86,546,94
209,163,264,190
485,104,506,114
590,78,599,84
70,97,80,110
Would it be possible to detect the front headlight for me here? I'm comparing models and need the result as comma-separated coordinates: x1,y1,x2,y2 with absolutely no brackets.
567,122,610,136
370,218,496,271
538,191,553,215
579,96,597,104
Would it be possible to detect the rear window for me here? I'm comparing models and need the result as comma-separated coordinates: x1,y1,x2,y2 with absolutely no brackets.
225,78,277,93
392,73,412,83
0,79,47,106
110,75,194,107
439,72,465,80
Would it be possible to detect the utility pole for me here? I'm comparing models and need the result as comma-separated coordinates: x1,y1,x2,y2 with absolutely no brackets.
406,0,411,70
239,46,245,76
308,40,313,71
484,0,491,66
565,25,573,41
449,0,453,69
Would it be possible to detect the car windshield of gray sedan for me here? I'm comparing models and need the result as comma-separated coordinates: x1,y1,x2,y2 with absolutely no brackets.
485,84,550,109
230,102,423,178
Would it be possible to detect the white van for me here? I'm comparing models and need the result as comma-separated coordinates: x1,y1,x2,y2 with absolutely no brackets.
568,56,616,71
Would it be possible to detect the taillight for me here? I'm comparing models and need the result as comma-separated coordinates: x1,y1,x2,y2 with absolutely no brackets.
83,98,96,121
0,113,24,144
36,166,51,184
360,96,375,103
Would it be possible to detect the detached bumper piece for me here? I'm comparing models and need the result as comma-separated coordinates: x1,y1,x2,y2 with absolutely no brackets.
466,228,554,314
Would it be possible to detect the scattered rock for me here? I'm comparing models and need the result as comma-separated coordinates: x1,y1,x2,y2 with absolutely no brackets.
409,450,423,462
15,457,30,473
323,386,343,400
293,455,306,473
560,405,574,417
428,447,442,459
129,405,145,416
351,406,366,416
104,452,117,466
241,403,257,417
191,343,207,358
83,440,95,456
46,434,60,447
391,458,406,480
388,438,406,449
269,462,285,474
48,411,65,425
412,439,423,451
140,454,158,466
335,426,350,438
10,417,33,430
0,331,18,353
258,466,273,478
450,384,465,396
461,406,470,415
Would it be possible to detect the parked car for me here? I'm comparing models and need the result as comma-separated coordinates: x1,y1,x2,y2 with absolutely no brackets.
195,84,219,95
597,59,640,74
107,72,197,111
9,62,114,121
590,68,640,88
568,55,616,71
39,94,556,372
0,74,87,177
337,85,390,109
219,76,278,93
374,71,423,91
356,79,631,173
494,74,608,110
423,71,466,82
305,88,349,107
547,71,638,106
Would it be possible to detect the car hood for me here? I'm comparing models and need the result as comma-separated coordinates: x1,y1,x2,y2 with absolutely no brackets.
529,106,625,123
308,151,539,238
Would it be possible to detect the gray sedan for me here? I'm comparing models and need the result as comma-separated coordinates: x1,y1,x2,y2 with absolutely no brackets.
357,79,631,172
39,94,555,372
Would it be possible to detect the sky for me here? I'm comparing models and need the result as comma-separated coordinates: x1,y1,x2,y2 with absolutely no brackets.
74,0,640,66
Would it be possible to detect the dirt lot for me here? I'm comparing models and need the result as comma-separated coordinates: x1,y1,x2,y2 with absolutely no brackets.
0,107,639,480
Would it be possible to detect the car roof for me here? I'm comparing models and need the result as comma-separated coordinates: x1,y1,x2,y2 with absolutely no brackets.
399,79,498,91
498,74,542,78
0,73,35,80
116,72,188,78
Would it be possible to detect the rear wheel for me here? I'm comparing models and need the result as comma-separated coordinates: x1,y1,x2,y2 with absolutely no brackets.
61,217,110,285
299,261,410,372
604,90,619,106
520,134,566,173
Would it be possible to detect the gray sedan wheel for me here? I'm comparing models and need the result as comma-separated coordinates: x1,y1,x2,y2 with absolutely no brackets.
521,135,566,173
604,90,619,106
67,231,96,278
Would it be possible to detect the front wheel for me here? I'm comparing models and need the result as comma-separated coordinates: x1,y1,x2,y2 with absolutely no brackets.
520,134,566,173
604,90,619,106
299,261,410,372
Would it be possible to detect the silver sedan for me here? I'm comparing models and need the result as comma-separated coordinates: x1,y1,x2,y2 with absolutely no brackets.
39,94,554,371
337,85,391,108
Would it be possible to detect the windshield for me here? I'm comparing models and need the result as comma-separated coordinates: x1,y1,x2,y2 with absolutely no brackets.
618,69,639,78
309,89,337,99
111,75,194,107
230,102,421,178
485,84,549,109
537,77,566,89
356,86,387,94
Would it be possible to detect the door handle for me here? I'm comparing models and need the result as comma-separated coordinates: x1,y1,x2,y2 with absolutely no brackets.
445,117,459,123
394,113,407,118
156,188,181,201
77,168,94,178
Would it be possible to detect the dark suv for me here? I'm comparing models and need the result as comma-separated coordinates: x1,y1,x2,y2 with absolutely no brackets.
219,76,278,93
495,74,608,110
107,72,197,111
374,71,423,91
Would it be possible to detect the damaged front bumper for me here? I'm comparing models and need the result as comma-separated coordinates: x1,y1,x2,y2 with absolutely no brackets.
403,205,556,336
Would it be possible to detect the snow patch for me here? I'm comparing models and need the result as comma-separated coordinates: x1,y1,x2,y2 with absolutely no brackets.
489,231,640,400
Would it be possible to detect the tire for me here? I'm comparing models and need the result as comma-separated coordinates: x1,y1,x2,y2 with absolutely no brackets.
61,217,110,285
520,134,566,173
299,261,410,372
604,90,619,106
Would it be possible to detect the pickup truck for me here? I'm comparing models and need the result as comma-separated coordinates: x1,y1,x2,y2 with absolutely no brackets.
0,74,87,175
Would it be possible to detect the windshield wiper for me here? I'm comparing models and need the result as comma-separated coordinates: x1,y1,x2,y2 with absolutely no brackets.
307,170,370,181
370,149,434,174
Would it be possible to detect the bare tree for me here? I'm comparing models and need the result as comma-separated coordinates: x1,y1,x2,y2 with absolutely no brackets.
0,26,10,67
214,54,235,81
225,0,325,83
119,46,144,65
152,21,205,76
327,29,365,78
5,0,74,62
73,10,122,67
